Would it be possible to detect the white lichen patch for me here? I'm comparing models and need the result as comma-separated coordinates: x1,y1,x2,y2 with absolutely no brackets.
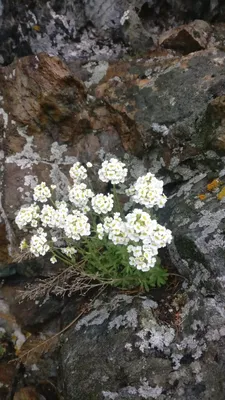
151,123,169,136
50,141,68,162
138,380,163,399
75,307,110,331
102,391,118,399
85,61,109,88
108,308,138,330
0,107,8,129
172,173,207,199
6,126,40,169
136,320,175,352
24,175,38,188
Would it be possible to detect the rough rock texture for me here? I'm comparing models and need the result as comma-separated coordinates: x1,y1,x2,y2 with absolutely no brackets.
159,20,212,54
60,293,225,400
0,52,142,275
94,48,225,180
1,0,225,65
1,9,225,399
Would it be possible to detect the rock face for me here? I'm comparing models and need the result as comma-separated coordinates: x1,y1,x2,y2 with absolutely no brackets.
1,0,225,65
60,293,225,400
0,52,142,275
2,7,225,400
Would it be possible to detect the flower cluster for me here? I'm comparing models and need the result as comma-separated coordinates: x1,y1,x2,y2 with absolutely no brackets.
15,204,40,230
126,172,167,208
33,182,51,203
69,162,87,182
15,157,172,278
64,211,90,240
30,228,50,257
98,213,129,245
98,158,128,184
97,209,172,271
91,194,114,215
69,183,94,210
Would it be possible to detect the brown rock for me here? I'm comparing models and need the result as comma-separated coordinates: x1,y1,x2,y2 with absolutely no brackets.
13,387,40,400
159,20,212,54
0,53,87,140
0,53,143,274
0,363,16,400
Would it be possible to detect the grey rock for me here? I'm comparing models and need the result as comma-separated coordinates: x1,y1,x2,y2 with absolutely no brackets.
60,293,225,399
160,171,225,295
1,0,225,65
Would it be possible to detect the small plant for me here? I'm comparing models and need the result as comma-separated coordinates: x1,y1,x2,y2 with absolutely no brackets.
15,158,172,293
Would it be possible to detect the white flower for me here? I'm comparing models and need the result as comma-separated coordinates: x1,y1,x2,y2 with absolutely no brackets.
96,223,104,240
150,224,172,248
61,247,77,257
69,162,87,182
86,162,93,168
40,205,56,228
50,256,57,264
126,172,167,209
125,209,157,243
64,211,91,240
30,230,50,257
91,193,114,214
69,183,94,209
33,182,51,203
98,158,128,184
54,201,69,228
128,244,157,271
15,204,40,230
102,213,129,245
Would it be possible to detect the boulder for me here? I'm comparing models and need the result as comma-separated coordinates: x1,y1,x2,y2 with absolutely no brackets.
159,20,212,54
60,293,225,400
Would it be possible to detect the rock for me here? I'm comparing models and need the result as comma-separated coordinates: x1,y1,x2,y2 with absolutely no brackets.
159,20,212,54
60,293,225,400
1,0,225,65
13,387,40,400
95,48,225,181
0,53,87,136
120,9,154,52
160,171,225,296
198,94,225,150
0,363,16,400
0,53,142,275
0,282,64,331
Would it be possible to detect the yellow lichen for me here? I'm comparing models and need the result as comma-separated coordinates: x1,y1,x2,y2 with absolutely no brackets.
217,186,225,200
32,25,41,31
207,178,220,192
198,194,206,201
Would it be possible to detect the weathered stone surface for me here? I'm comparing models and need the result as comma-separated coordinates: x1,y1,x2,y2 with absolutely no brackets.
13,387,40,400
159,20,212,54
160,171,225,296
60,293,225,400
0,53,87,136
1,0,225,65
0,53,143,275
0,363,17,400
95,49,225,180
